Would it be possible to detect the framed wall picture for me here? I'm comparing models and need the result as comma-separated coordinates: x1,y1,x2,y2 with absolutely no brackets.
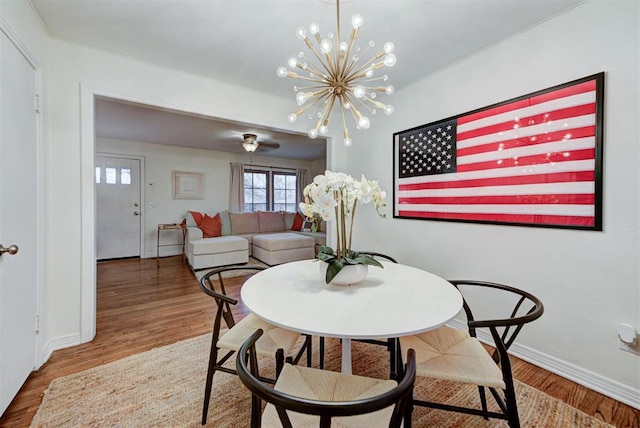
172,171,204,199
301,220,314,232
393,72,604,231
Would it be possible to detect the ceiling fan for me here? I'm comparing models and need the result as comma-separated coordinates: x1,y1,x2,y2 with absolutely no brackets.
241,133,280,153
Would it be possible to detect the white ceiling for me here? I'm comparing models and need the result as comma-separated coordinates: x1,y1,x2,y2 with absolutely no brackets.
31,0,583,160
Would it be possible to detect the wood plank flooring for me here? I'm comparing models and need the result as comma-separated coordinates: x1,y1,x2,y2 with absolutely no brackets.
0,256,637,427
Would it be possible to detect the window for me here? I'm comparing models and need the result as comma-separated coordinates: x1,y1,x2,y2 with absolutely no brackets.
96,164,133,185
244,169,297,212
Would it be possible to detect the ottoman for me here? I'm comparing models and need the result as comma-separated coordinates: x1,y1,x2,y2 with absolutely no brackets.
253,233,315,266
187,235,249,270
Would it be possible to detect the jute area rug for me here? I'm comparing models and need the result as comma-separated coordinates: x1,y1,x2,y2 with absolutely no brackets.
192,257,269,282
31,335,612,427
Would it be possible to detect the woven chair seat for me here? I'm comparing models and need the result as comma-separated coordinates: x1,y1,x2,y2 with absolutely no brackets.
262,363,399,427
400,326,505,389
218,314,302,357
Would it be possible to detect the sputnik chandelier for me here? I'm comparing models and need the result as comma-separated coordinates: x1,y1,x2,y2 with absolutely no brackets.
277,0,396,147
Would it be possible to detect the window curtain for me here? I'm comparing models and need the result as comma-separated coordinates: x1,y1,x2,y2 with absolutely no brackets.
229,162,244,212
296,168,307,211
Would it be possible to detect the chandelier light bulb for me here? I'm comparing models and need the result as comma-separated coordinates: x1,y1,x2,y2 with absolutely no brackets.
386,85,395,94
358,116,370,129
308,128,319,139
296,92,306,105
384,105,394,115
320,39,332,54
384,53,397,67
384,42,395,53
339,42,348,53
287,113,298,123
365,69,374,78
288,57,298,68
351,14,364,29
353,85,366,98
344,137,352,147
276,66,287,78
309,22,320,35
295,26,307,40
320,125,329,134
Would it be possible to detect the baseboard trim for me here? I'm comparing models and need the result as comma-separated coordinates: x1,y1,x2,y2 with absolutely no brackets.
40,332,82,367
448,319,640,410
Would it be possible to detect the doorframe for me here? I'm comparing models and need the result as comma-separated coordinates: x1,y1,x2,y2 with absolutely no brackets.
0,18,45,368
79,84,335,343
95,152,146,260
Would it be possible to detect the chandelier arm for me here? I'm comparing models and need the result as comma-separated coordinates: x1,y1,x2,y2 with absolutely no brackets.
303,38,335,77
298,53,333,80
338,29,360,79
294,91,332,118
339,97,350,142
289,74,329,84
344,51,386,83
314,96,335,132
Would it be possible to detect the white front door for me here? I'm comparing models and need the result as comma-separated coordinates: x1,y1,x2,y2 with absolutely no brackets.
0,29,39,414
96,156,141,260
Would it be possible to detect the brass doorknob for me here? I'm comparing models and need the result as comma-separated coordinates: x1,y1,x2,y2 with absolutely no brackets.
0,244,19,256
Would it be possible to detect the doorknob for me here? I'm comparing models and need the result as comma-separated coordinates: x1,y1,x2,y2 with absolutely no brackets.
0,244,19,256
133,211,140,216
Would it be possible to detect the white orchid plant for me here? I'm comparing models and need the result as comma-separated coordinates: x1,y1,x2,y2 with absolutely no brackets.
299,170,387,283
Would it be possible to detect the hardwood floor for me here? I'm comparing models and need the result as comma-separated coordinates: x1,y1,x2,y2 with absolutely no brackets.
0,256,638,427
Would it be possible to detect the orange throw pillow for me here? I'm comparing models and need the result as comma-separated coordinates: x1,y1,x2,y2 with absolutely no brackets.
188,211,204,227
200,213,222,238
291,212,304,231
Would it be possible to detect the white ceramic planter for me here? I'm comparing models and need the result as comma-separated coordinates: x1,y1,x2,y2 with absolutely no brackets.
319,262,368,286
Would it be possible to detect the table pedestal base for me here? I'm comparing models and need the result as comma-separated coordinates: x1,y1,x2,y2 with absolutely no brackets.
341,338,352,374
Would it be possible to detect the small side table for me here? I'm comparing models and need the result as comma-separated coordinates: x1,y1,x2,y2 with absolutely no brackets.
157,223,186,267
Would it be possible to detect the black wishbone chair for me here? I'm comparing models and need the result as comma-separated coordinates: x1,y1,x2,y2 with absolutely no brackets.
199,266,312,425
237,329,417,428
397,280,544,428
318,251,400,378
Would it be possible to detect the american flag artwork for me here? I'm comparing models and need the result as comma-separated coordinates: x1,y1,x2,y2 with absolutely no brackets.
393,73,604,230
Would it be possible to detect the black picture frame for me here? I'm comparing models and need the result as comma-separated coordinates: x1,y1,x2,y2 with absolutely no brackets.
392,72,604,231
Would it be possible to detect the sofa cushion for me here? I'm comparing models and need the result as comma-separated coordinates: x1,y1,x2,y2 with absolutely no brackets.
200,213,222,238
229,212,260,235
291,212,304,231
284,212,296,230
188,235,248,255
253,233,315,252
186,211,204,227
219,210,231,236
258,211,286,233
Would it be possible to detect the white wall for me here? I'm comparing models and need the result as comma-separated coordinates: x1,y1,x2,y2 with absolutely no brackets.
42,36,329,349
343,0,639,405
96,137,317,257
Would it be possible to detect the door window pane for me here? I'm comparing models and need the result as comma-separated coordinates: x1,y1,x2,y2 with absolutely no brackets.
105,167,116,184
95,166,101,184
120,167,131,185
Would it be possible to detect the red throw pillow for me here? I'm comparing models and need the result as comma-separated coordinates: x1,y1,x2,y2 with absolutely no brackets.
200,213,222,238
291,212,304,231
188,211,204,227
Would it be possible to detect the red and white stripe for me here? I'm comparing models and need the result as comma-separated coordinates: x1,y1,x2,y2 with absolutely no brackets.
396,79,597,226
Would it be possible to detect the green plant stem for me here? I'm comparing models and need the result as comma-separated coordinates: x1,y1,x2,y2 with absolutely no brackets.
347,199,357,253
340,190,347,258
334,190,341,258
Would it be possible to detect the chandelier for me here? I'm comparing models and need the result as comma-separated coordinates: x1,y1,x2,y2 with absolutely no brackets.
277,0,396,147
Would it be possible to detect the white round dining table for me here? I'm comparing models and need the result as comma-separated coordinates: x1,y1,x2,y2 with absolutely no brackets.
241,259,463,374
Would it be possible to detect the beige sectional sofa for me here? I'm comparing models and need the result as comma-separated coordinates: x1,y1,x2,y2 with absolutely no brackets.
185,210,326,270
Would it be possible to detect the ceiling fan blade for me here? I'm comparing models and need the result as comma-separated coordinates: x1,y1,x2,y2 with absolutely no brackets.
259,141,280,149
